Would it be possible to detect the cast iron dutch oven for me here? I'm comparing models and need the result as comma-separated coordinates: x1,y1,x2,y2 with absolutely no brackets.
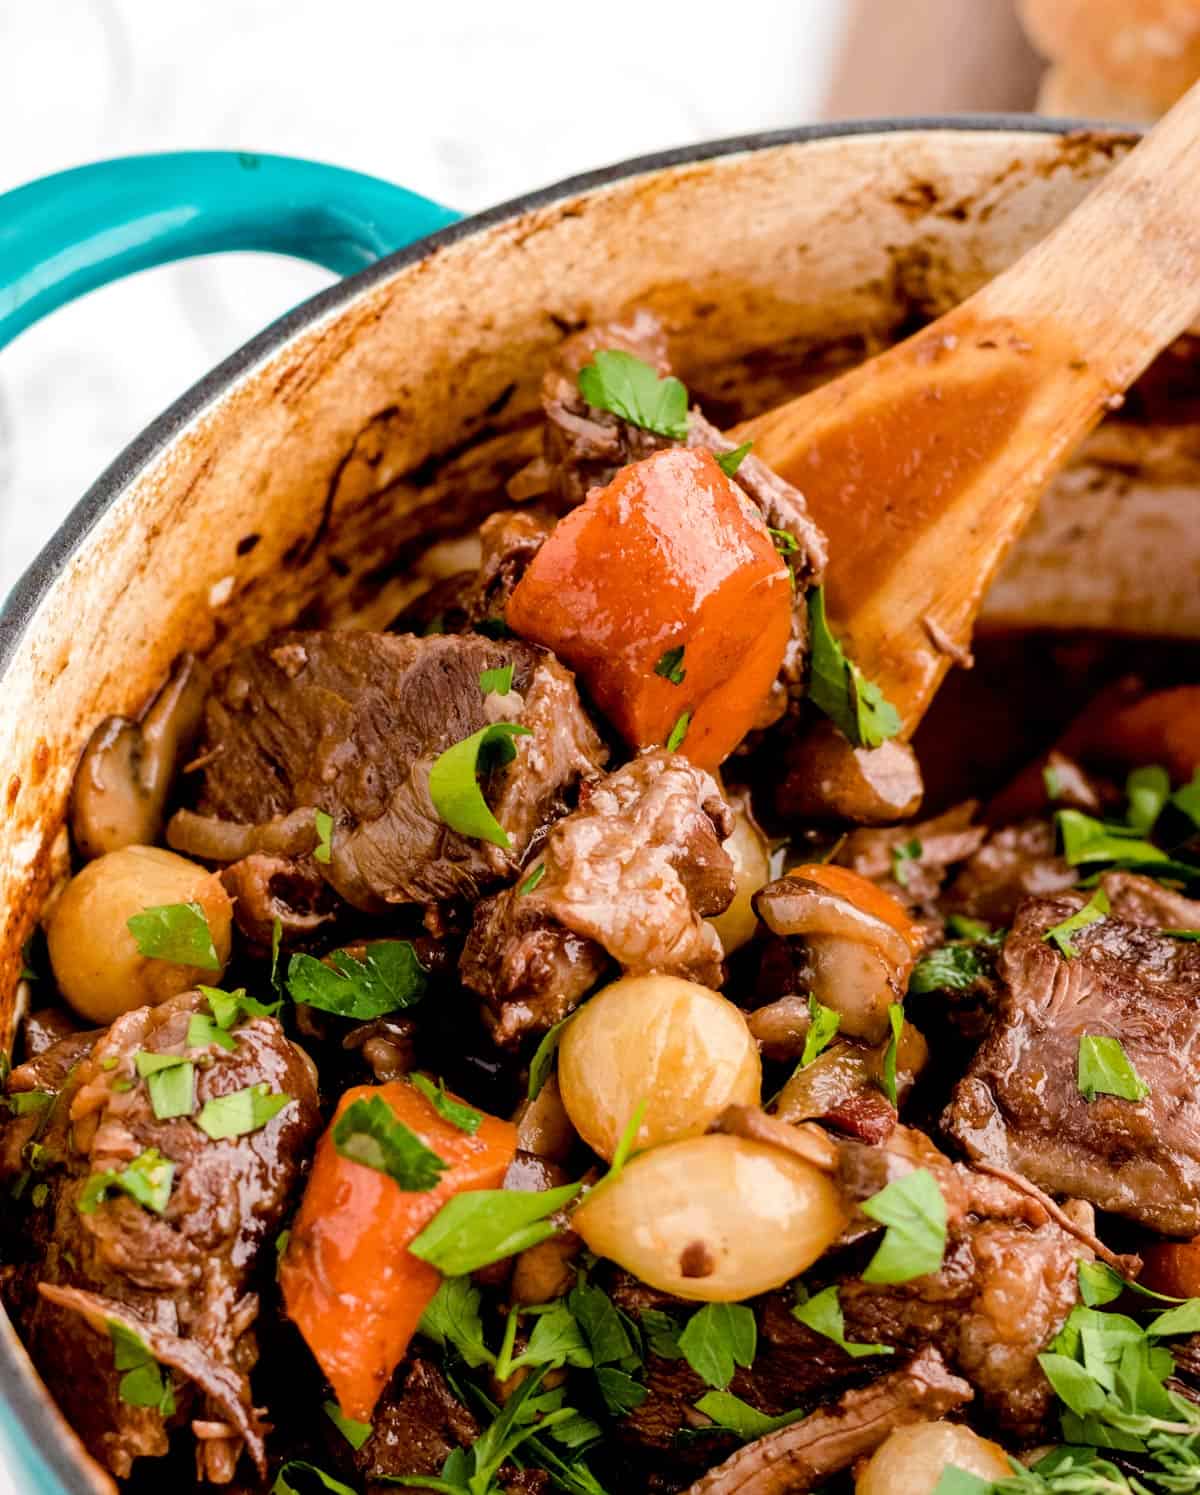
0,115,1190,1493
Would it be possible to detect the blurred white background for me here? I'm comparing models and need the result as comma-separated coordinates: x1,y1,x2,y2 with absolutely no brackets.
0,0,1040,600
0,0,859,598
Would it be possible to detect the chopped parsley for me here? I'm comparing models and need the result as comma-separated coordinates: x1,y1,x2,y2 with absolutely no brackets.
126,901,220,970
890,837,922,888
791,1284,892,1358
800,996,840,1068
860,1168,947,1284
1166,929,1200,942
1077,1034,1149,1104
640,1309,684,1361
946,914,992,940
1045,889,1110,959
272,1461,357,1495
909,929,1004,994
78,1148,174,1216
287,941,426,1020
134,1052,195,1120
332,1095,448,1190
527,1014,573,1099
479,663,514,697
654,646,687,686
428,721,532,850
807,587,900,749
409,1181,581,1276
409,1074,483,1136
1056,809,1171,870
1043,763,1065,802
419,1276,496,1369
187,984,281,1055
677,1303,756,1391
666,710,692,752
323,1401,372,1451
576,349,689,441
518,863,546,897
109,1320,175,1416
879,1003,904,1107
715,441,753,478
1172,770,1200,827
6,1090,51,1116
693,1391,807,1441
313,809,333,864
767,527,799,555
196,1083,291,1141
1127,765,1171,834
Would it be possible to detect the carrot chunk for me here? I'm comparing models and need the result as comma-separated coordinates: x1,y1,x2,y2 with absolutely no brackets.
279,1080,516,1421
507,447,792,771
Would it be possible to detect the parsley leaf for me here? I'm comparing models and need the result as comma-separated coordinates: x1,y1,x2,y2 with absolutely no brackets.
1166,929,1200,942
890,838,923,888
677,1303,756,1390
126,901,220,970
409,1182,581,1276
715,442,753,479
654,646,687,686
569,1280,639,1369
196,1083,292,1141
929,1468,993,1495
512,1303,593,1374
1146,1299,1200,1337
807,587,900,749
1078,1260,1186,1309
860,1168,947,1284
332,1095,448,1190
419,1276,496,1369
1046,889,1110,959
946,914,994,940
909,933,1003,994
287,941,426,1020
313,809,333,864
270,917,284,995
640,1309,684,1361
479,663,514,697
519,863,546,897
767,527,799,555
666,711,692,753
109,1321,175,1416
1043,763,1065,802
79,1148,174,1216
528,1014,572,1100
134,1052,195,1120
792,1284,893,1358
428,722,532,850
323,1400,371,1450
694,1391,807,1441
1078,1035,1150,1104
1173,771,1200,828
595,1367,647,1416
577,350,689,440
6,1090,51,1116
272,1461,357,1495
880,1003,904,1108
800,996,840,1068
410,1074,482,1135
1128,765,1171,834
1057,809,1169,869
188,985,281,1052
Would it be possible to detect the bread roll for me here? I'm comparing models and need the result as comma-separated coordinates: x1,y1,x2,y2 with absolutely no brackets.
1020,0,1200,119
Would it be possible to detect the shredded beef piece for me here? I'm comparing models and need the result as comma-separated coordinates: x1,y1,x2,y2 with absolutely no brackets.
0,991,319,1481
945,881,1200,1235
461,750,734,1044
171,631,605,914
836,802,987,913
943,818,1077,926
683,1347,971,1495
509,312,825,713
20,1006,90,1061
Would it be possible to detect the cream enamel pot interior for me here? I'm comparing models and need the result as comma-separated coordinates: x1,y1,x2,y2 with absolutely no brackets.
0,117,1196,1494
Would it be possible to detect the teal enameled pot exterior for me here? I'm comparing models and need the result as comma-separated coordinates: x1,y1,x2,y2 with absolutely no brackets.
0,120,1153,1495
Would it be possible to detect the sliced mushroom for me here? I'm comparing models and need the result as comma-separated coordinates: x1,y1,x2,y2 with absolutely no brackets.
776,720,923,825
70,653,209,860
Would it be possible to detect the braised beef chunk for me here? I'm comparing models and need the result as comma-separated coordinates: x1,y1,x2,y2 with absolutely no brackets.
0,991,319,1481
171,631,606,912
942,818,1077,926
683,1347,972,1495
355,1358,480,1490
460,750,734,1043
462,508,557,626
836,803,988,915
945,877,1200,1235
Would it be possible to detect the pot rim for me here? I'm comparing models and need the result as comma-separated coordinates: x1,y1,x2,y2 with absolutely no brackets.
0,111,1107,1493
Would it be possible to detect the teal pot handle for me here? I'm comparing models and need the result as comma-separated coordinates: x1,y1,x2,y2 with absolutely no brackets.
0,150,463,349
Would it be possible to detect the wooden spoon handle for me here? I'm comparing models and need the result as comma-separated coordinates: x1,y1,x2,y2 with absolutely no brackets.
735,83,1200,739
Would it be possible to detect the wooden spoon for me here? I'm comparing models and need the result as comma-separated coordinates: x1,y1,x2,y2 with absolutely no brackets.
731,83,1200,740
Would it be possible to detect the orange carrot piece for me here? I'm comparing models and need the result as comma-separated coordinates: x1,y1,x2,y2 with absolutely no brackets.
788,862,923,954
506,447,793,772
279,1080,516,1422
1101,686,1200,785
1139,1237,1200,1300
